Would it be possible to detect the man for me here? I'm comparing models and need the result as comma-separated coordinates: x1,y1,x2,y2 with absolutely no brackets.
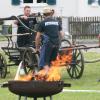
15,6,37,47
51,9,55,17
35,7,64,74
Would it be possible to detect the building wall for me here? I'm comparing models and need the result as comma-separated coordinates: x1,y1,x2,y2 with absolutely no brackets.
78,0,100,17
1,0,100,17
0,0,23,17
0,0,78,17
56,0,79,17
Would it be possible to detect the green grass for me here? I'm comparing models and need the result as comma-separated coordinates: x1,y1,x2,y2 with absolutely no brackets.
0,35,7,41
0,52,100,100
0,24,8,41
0,36,7,41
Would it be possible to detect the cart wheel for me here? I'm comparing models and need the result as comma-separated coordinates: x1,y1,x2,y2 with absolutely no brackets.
22,47,39,74
0,53,7,78
60,39,71,48
67,49,84,79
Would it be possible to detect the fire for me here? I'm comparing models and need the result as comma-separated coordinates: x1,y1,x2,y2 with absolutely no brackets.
17,48,72,82
51,48,72,66
17,72,33,81
34,67,61,81
35,48,72,81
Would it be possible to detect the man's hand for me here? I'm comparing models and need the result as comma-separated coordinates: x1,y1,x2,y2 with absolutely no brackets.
20,16,28,20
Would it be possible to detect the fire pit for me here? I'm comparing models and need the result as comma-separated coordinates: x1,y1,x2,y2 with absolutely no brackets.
1,80,71,100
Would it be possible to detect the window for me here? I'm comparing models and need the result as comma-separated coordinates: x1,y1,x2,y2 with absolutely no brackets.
88,0,100,5
20,0,47,7
23,0,46,3
37,0,46,3
23,0,33,3
20,0,56,7
12,0,56,6
98,0,100,5
12,0,20,5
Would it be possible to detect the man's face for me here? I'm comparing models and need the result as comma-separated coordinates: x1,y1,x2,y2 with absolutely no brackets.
24,8,31,16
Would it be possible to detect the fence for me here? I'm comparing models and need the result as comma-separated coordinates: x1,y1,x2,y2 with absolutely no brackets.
68,17,100,40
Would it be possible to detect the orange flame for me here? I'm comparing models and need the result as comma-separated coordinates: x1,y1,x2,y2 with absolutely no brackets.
35,48,72,81
34,67,61,81
51,48,72,66
18,72,33,81
17,48,72,81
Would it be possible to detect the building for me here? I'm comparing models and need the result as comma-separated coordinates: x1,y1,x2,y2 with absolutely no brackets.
1,0,100,41
1,0,100,18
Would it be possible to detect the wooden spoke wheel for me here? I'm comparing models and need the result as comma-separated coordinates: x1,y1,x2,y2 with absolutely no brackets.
0,53,7,78
59,39,72,55
22,47,39,74
67,49,84,79
60,39,71,48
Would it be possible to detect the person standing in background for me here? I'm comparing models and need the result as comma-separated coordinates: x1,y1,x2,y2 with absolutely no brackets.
15,6,37,47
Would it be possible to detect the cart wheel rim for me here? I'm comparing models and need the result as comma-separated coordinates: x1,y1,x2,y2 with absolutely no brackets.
0,53,7,78
67,49,84,79
22,47,39,75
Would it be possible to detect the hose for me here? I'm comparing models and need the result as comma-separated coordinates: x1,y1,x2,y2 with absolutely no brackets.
14,16,37,33
84,58,100,63
0,16,37,33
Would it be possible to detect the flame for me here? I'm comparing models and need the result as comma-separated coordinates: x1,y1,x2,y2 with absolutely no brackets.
51,48,72,66
18,72,33,81
34,67,61,81
16,48,72,81
35,48,72,81
46,67,61,81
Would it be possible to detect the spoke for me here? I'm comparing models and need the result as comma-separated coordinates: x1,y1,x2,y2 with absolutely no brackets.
71,66,75,78
76,64,82,68
72,67,75,77
77,61,82,67
76,60,82,66
74,67,78,77
73,50,75,55
24,52,32,65
26,52,30,60
74,49,77,56
76,60,81,65
69,67,73,77
76,52,80,59
75,66,80,74
1,57,4,63
72,50,77,60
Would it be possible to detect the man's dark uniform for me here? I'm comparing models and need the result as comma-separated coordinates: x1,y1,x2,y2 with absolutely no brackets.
17,15,37,47
38,17,62,68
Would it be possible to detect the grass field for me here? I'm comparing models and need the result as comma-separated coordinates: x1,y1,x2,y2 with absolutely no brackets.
0,35,7,41
0,52,100,100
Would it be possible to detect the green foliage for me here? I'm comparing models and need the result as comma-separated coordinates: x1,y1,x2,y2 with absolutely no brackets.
8,25,12,34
